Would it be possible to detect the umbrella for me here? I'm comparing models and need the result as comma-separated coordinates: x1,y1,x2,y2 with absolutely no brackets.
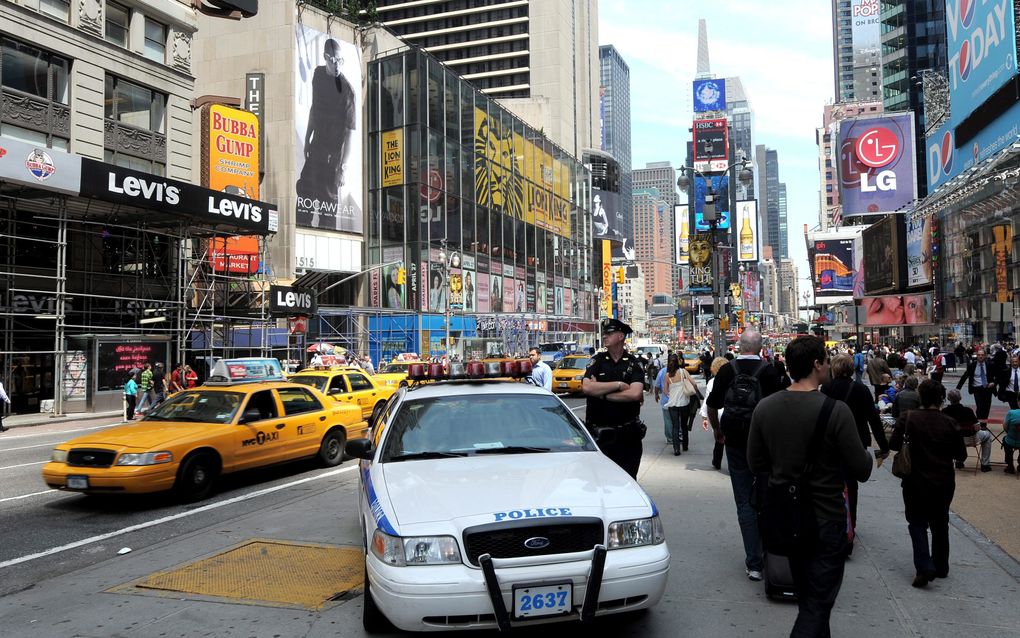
307,342,335,353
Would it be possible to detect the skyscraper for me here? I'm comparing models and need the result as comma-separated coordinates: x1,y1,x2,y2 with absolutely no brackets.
756,146,788,260
599,44,632,243
373,0,600,158
632,187,674,305
831,0,883,102
633,163,678,297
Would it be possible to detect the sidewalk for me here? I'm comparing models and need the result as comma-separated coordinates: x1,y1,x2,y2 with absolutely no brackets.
1,409,124,431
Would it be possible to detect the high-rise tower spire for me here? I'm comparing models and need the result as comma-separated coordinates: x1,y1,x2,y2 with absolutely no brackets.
696,18,711,78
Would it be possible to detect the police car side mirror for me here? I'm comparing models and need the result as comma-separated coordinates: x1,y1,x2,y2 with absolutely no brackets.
594,426,617,446
345,438,375,460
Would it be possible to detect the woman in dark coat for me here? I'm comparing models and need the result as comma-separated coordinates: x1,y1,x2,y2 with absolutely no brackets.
821,355,890,538
889,379,968,587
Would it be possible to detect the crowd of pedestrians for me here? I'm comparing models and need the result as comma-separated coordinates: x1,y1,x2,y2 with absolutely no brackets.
122,362,197,421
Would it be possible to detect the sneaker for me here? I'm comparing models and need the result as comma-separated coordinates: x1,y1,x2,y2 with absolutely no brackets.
746,568,763,582
981,465,992,472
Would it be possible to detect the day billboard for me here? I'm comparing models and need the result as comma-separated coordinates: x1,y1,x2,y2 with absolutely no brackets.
675,204,690,264
693,79,726,112
735,200,759,263
808,234,856,298
946,0,1018,128
837,112,917,217
294,25,363,233
688,233,713,293
593,188,625,240
860,292,933,326
862,215,904,295
926,96,1020,192
693,119,729,173
905,214,934,287
693,174,730,231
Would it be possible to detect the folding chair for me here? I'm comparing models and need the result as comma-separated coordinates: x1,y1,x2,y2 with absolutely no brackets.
961,435,981,475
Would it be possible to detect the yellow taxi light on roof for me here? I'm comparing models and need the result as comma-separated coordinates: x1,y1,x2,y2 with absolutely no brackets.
208,358,285,384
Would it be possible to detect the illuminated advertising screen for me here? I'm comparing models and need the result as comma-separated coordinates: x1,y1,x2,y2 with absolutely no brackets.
837,113,917,217
693,174,730,231
809,236,855,297
862,215,904,295
693,78,726,112
861,293,933,326
946,0,1018,128
693,119,729,173
905,214,934,287
735,200,759,263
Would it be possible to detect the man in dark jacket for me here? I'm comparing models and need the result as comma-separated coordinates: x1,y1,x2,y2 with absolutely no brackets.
892,375,921,418
749,336,873,636
995,355,1020,409
956,349,997,420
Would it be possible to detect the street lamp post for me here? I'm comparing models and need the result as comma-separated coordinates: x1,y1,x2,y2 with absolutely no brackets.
677,154,753,356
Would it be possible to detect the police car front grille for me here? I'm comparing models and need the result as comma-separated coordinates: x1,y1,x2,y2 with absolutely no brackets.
462,517,604,566
67,449,117,468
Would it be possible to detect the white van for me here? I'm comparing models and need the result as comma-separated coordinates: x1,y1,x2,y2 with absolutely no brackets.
633,343,668,360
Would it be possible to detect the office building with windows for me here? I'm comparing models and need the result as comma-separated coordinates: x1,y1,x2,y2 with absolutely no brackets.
832,0,883,102
598,44,632,245
631,187,673,305
374,0,600,158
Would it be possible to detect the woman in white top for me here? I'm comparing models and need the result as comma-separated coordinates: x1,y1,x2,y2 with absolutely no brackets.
700,357,730,470
663,354,695,456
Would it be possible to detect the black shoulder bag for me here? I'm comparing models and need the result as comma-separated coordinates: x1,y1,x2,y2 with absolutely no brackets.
761,396,836,557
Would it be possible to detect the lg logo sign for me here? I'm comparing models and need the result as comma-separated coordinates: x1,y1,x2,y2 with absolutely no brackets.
855,126,900,193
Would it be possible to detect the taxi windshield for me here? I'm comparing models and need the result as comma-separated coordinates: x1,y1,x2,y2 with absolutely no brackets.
558,357,589,370
381,394,595,461
144,390,245,424
380,363,411,374
289,375,328,392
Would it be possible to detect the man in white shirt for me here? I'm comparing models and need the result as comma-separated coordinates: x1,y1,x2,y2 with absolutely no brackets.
998,355,1020,409
528,347,553,391
904,349,917,366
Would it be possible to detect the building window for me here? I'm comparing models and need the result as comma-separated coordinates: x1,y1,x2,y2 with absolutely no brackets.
105,75,165,133
1,37,70,104
143,18,166,63
39,0,71,22
106,2,129,47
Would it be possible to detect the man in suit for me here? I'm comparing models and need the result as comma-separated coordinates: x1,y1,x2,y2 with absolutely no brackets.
997,355,1020,409
957,349,997,420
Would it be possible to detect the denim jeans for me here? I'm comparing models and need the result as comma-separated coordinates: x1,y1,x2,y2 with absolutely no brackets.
789,519,849,638
662,407,672,444
725,445,763,572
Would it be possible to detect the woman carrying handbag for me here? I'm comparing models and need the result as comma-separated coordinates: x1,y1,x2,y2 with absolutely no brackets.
664,354,696,456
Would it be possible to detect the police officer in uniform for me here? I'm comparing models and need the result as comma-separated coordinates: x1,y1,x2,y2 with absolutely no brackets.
582,319,647,478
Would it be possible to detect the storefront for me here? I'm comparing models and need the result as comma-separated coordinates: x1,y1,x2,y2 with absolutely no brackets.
362,49,597,355
0,137,278,414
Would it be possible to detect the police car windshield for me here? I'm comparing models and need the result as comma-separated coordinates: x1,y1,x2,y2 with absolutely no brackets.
144,390,245,424
381,394,595,461
289,375,328,392
559,357,589,370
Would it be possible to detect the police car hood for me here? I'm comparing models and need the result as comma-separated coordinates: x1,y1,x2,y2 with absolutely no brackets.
380,452,652,528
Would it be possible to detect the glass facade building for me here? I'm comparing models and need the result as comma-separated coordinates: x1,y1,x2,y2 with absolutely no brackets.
365,49,595,354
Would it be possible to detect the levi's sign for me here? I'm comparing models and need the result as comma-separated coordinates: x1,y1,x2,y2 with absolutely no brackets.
79,159,276,234
269,285,317,316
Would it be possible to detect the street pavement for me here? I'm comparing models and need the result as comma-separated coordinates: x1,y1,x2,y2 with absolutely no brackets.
0,373,1018,637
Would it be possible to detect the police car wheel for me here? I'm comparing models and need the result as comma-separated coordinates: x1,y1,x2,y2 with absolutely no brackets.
370,402,385,427
362,562,393,633
174,452,218,502
317,430,346,467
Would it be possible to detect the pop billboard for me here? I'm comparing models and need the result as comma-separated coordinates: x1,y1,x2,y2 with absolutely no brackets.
946,0,1018,128
860,293,933,326
735,200,759,263
593,188,625,240
294,25,363,233
693,119,729,173
808,234,856,298
837,112,917,217
926,97,1020,192
693,79,726,112
906,214,934,287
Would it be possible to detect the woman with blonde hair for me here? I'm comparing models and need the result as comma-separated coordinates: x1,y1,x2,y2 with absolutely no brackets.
664,353,696,456
701,357,730,469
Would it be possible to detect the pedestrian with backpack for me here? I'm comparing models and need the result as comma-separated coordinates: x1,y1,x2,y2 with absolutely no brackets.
748,336,873,635
706,330,782,582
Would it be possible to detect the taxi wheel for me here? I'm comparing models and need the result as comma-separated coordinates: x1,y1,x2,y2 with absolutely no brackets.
363,562,394,633
174,452,218,502
317,429,346,467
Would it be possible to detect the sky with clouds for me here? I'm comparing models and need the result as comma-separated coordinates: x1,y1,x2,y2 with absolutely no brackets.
598,0,836,301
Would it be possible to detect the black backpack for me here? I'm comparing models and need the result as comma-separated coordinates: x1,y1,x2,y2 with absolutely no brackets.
720,360,768,446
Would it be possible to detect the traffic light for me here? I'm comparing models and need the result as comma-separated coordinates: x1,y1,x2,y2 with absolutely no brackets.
396,267,406,285
616,268,625,284
670,317,676,327
737,310,745,326
719,316,730,330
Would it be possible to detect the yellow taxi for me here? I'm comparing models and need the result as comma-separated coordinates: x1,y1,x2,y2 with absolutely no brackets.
287,365,396,422
551,354,591,394
683,352,702,374
41,358,368,502
372,354,424,388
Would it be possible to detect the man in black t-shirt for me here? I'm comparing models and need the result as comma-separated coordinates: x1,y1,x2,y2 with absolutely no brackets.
706,330,781,582
150,363,167,408
583,319,646,478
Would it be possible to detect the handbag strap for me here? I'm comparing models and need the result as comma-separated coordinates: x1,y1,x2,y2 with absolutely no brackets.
804,396,836,475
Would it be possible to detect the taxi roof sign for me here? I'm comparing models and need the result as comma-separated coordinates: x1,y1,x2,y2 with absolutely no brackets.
208,357,285,384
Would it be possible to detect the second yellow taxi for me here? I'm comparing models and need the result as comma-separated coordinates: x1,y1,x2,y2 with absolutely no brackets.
551,353,592,394
288,365,396,423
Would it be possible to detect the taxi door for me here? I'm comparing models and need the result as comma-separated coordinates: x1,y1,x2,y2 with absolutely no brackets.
344,372,380,419
233,389,290,471
275,386,328,458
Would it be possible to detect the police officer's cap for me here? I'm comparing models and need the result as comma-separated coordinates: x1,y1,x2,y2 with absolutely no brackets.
600,318,633,335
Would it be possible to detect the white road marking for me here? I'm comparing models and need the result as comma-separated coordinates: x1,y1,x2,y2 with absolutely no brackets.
0,423,121,452
0,464,359,569
0,460,48,471
570,405,585,412
0,489,68,504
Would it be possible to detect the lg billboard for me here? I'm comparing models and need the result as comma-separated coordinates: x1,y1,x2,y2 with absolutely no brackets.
837,112,917,217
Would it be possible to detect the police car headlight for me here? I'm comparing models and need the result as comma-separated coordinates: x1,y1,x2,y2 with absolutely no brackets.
116,451,174,466
371,530,461,566
607,516,665,549
51,449,68,463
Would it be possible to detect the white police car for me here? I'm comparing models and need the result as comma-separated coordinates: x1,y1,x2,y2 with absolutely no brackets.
345,361,669,633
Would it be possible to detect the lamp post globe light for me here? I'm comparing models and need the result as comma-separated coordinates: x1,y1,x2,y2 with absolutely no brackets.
676,157,753,357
